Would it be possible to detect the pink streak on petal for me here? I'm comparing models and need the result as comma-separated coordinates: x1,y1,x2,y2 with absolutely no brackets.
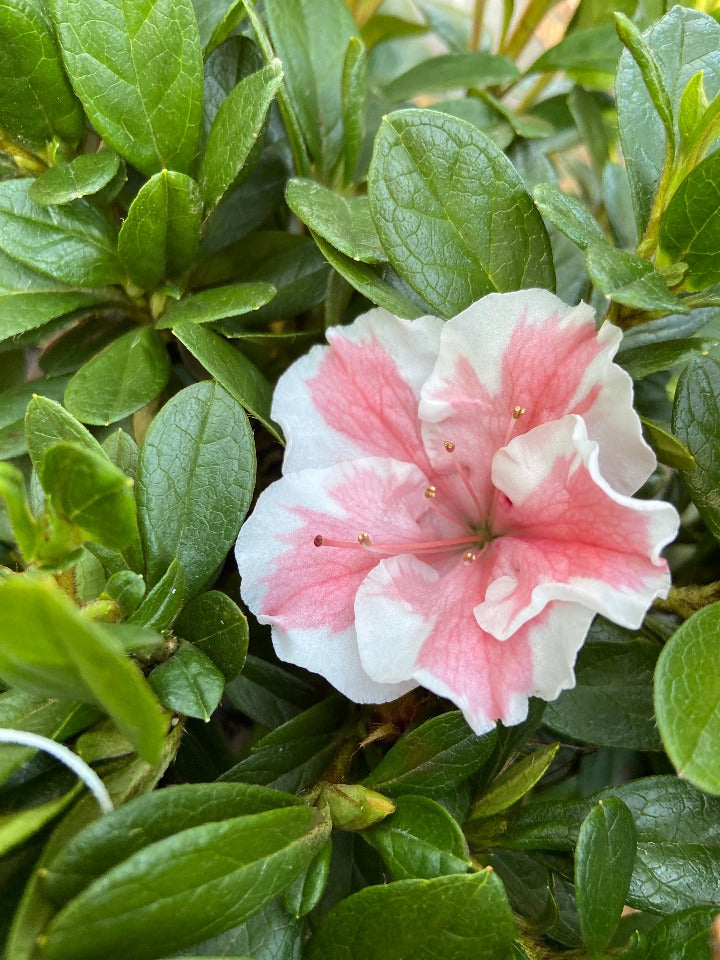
307,332,431,472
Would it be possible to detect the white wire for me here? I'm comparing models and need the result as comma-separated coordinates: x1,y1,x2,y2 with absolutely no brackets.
0,728,114,814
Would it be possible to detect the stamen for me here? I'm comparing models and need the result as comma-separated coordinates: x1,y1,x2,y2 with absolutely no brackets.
426,498,466,527
424,485,436,499
513,405,525,420
463,551,477,565
443,440,484,516
314,532,485,556
358,532,372,545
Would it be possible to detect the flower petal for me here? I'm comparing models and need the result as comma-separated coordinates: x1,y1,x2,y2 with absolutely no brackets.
419,289,655,496
273,308,443,474
235,457,435,701
476,415,679,640
354,552,594,734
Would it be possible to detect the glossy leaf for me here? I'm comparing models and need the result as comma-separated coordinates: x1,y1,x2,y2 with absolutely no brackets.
282,840,332,918
174,590,248,681
286,179,385,263
136,381,256,596
575,798,637,954
369,109,554,316
127,558,185,631
615,12,674,155
157,282,277,327
64,327,170,426
0,576,166,761
149,641,225,721
585,241,684,312
341,37,367,184
384,52,518,103
51,0,204,175
0,179,123,288
640,417,696,472
29,152,120,206
42,806,331,960
24,395,107,486
620,338,709,380
469,743,559,820
660,151,720,290
655,602,720,794
532,183,605,250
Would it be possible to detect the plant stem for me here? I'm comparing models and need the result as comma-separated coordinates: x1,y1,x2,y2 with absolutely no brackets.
501,0,557,60
470,0,486,51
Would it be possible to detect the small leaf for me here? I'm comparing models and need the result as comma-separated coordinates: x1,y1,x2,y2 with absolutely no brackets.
660,151,720,290
128,558,185,631
174,590,248,681
51,0,204,175
0,464,40,561
341,37,367,184
149,641,225,721
136,381,256,596
24,395,107,486
64,328,170,426
678,70,709,146
157,282,277,328
532,183,605,250
0,179,123,287
286,179,384,263
620,338,710,380
369,109,554,316
531,24,621,80
200,60,283,212
282,841,332,918
41,441,138,550
384,52,518,103
118,172,203,290
640,417,695,472
469,744,559,820
585,241,685,312
29,152,120,206
104,570,145,618
655,602,720,795
575,798,637,954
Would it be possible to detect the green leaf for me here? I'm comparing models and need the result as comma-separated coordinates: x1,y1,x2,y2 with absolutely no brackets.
50,0,204,176
0,577,166,762
655,602,720,795
136,381,256,596
157,281,277,327
497,775,720,913
616,7,720,236
543,626,663,750
127,558,185,631
660,151,720,290
341,37,367,185
148,640,225,721
368,109,554,317
620,338,710,380
220,696,348,792
204,0,247,57
102,428,139,479
0,179,123,287
306,870,516,960
286,179,385,263
224,654,319,729
384,52,518,103
167,899,300,960
630,906,720,960
532,183,605,250
41,441,138,550
104,570,145,618
28,152,120,207
0,0,83,146
200,60,283,212
264,0,360,176
63,327,170,426
0,783,81,860
311,232,425,319
575,798,637,954
174,590,248,681
672,356,720,539
282,841,332,918
469,743,560,820
364,795,470,881
38,315,134,378
679,71,709,146
640,417,696,472
0,375,68,460
41,805,331,960
118,172,202,291
172,321,280,440
363,712,497,798
585,241,685,312
43,781,302,907
0,252,104,343
531,24,621,80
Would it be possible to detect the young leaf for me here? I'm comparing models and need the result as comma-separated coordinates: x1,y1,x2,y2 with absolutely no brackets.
0,179,123,288
0,577,166,762
41,806,331,960
0,0,83,146
575,798,637,955
50,0,204,176
29,152,121,207
174,590,248,681
286,179,385,263
149,641,225,721
585,241,685,312
363,712,497,798
532,183,605,250
200,60,283,212
364,795,470,881
673,356,720,540
172,321,280,441
655,602,720,795
264,0,361,176
282,841,332,918
118,172,202,291
384,52,518,103
469,743,559,820
104,570,145,618
127,558,185,631
660,151,720,290
341,37,367,185
24,395,107,486
640,417,696,472
306,870,515,960
136,381,256,596
157,282,277,327
678,71,709,146
63,328,170,426
369,109,554,316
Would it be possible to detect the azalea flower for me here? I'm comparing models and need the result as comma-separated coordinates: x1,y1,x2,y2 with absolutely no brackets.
235,290,679,734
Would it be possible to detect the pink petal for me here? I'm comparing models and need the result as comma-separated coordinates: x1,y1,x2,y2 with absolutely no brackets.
476,415,679,641
354,552,594,734
235,457,435,702
273,308,443,474
420,289,655,496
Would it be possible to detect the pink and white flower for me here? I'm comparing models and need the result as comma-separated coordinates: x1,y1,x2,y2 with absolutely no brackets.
235,290,679,734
